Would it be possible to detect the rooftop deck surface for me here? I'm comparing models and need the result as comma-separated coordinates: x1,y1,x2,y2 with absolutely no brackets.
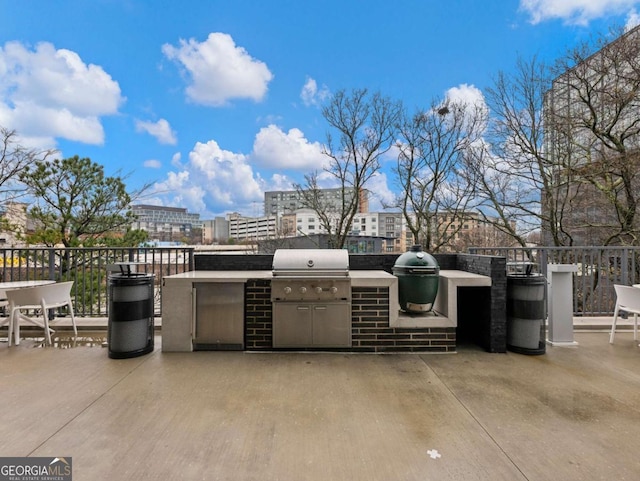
1,330,639,480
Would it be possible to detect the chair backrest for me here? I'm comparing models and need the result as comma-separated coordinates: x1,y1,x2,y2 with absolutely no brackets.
39,281,74,306
614,284,640,313
5,281,74,308
5,285,46,308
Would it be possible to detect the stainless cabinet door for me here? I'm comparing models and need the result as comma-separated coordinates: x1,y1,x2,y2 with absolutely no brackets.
272,303,313,348
312,304,352,347
273,302,351,348
193,283,244,349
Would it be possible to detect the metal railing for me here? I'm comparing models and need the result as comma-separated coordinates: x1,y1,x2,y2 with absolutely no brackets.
0,247,194,316
469,246,640,316
4,245,630,318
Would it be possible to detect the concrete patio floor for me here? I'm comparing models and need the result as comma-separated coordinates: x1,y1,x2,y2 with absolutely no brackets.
1,330,639,481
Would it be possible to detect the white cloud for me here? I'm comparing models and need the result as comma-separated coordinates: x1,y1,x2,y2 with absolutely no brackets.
251,124,327,170
135,118,177,145
0,41,124,144
443,83,489,127
162,32,273,106
144,159,162,168
300,77,330,107
149,131,326,216
519,0,640,25
150,139,265,216
152,170,208,214
365,172,396,211
625,8,640,29
445,84,484,105
268,173,295,192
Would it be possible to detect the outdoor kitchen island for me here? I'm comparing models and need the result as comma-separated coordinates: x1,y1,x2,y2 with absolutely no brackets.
161,267,470,353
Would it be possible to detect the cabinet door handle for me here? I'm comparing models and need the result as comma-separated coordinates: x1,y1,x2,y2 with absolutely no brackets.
297,306,310,311
314,306,327,310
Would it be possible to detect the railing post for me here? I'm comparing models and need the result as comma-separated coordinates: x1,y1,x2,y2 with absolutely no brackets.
540,249,548,277
621,248,629,285
48,249,56,280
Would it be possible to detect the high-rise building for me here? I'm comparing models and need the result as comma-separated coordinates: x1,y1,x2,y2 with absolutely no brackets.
543,25,640,245
264,188,364,216
227,213,278,242
201,217,229,244
131,205,202,243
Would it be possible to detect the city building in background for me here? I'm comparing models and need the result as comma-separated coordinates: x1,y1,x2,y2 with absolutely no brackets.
201,217,229,244
0,194,510,253
0,202,28,246
543,25,640,245
131,204,203,244
227,213,278,242
263,187,364,216
196,190,510,253
432,211,517,252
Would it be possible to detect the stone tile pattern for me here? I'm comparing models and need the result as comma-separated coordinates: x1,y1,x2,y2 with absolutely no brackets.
351,286,455,353
245,279,272,350
348,253,507,352
456,254,507,353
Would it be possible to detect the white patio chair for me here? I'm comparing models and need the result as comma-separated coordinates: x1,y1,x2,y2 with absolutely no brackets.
7,281,76,346
0,291,10,340
610,284,640,344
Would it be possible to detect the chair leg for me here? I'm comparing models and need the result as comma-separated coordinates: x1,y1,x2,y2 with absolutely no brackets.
69,301,77,337
610,306,620,343
8,309,15,347
634,313,638,341
43,308,53,346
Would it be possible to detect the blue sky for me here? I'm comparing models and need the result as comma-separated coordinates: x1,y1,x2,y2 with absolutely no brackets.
1,0,640,219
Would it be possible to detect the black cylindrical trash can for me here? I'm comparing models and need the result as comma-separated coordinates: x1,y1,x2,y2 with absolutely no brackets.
507,273,547,355
108,271,155,359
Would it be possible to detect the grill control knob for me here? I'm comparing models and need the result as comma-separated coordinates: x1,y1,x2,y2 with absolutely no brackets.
330,287,338,294
284,287,292,294
299,286,307,294
315,286,323,294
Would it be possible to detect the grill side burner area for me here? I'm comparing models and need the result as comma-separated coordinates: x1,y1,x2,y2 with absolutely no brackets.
271,249,352,349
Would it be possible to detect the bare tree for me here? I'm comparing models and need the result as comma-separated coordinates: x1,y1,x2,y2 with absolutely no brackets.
467,55,579,247
394,97,486,252
0,127,57,235
296,89,402,248
0,127,56,199
547,25,640,245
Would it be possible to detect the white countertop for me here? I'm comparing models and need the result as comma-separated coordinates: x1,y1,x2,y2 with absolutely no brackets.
163,270,396,286
163,270,272,282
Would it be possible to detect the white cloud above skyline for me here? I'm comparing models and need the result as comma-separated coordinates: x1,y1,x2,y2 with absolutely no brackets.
161,32,274,107
625,8,640,29
144,159,162,168
251,124,327,170
520,0,640,25
300,77,330,107
0,41,123,146
135,118,177,145
147,124,329,217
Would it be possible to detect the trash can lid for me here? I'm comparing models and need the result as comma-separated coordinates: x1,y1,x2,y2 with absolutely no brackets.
107,262,149,276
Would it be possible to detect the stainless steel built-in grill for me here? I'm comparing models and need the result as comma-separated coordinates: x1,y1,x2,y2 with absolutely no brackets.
271,249,352,348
